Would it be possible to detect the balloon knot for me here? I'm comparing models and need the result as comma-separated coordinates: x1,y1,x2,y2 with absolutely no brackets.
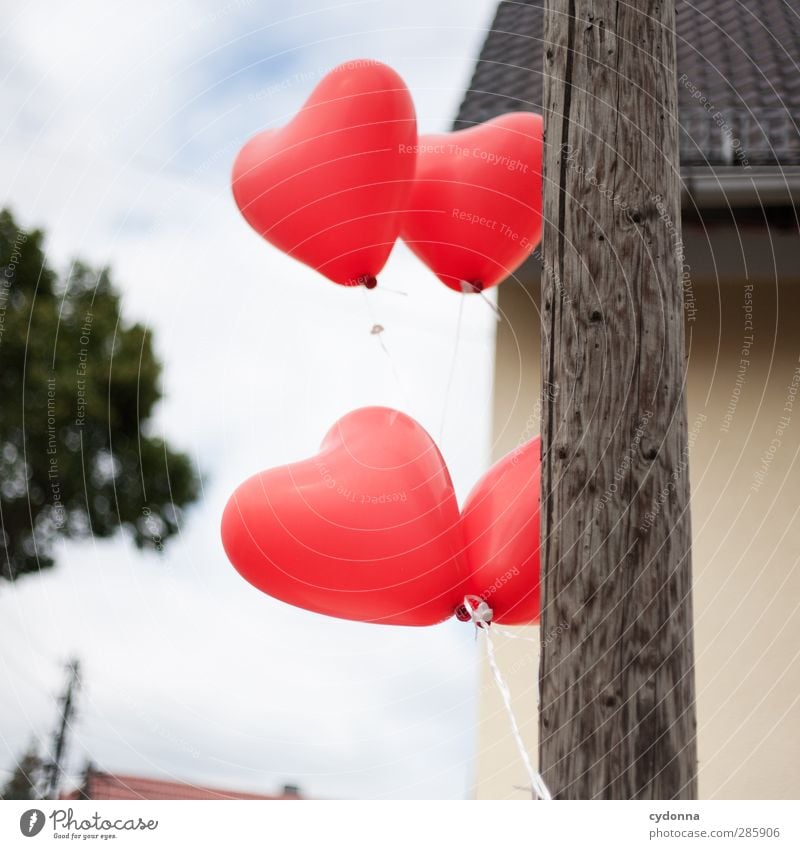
456,594,493,626
359,275,378,290
460,280,484,294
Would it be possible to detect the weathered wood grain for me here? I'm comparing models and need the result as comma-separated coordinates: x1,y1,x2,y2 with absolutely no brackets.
538,0,698,799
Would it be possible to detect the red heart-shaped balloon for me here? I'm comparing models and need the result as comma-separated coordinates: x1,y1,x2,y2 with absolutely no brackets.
401,112,543,292
232,60,417,288
221,407,466,626
460,437,541,625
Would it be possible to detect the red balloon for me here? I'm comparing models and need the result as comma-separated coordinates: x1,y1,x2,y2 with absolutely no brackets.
460,437,541,625
232,60,417,288
221,407,466,626
401,112,543,292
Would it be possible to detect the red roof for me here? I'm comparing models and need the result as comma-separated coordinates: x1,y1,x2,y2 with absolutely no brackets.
62,771,301,801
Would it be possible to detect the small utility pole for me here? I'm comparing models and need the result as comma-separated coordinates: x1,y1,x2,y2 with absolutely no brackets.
42,659,81,800
538,1,697,798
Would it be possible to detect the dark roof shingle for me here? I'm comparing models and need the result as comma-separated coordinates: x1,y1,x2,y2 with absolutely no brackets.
455,0,800,166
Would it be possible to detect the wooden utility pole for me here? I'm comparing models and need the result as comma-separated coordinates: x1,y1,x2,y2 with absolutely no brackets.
538,1,697,798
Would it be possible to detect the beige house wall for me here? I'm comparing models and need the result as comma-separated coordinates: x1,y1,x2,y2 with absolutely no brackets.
475,225,800,799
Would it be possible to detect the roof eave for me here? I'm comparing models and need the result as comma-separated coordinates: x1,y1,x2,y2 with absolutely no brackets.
681,166,800,208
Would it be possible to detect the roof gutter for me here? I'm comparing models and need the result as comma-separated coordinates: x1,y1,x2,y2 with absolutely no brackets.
681,166,800,209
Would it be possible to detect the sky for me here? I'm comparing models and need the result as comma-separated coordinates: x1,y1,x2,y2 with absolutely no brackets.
0,0,506,799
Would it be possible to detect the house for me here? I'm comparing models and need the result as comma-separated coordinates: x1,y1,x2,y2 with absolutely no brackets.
456,0,800,798
61,768,303,800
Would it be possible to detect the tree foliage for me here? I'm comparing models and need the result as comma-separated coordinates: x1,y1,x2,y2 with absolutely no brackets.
1,745,41,800
0,208,199,580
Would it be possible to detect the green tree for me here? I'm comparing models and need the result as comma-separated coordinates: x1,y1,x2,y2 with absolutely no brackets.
0,208,199,580
1,745,42,800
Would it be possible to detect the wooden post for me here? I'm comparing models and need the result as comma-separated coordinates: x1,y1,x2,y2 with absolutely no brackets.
538,0,698,798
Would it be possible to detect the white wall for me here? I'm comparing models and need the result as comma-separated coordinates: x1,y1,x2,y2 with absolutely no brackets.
475,225,800,799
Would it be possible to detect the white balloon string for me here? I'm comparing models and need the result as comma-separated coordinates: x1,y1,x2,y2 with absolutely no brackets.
490,625,539,643
438,291,466,441
477,288,502,322
361,286,409,410
376,285,408,297
463,595,552,801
